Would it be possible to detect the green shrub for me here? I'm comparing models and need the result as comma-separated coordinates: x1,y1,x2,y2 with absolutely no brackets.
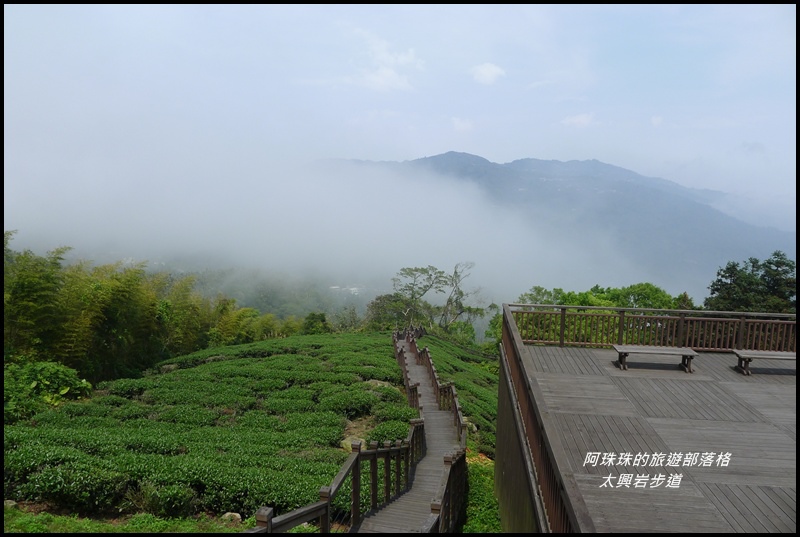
156,405,219,427
4,362,92,424
100,377,153,398
125,481,198,518
262,398,315,414
371,402,419,423
317,389,379,419
21,462,127,513
371,385,405,403
109,402,150,421
365,420,410,445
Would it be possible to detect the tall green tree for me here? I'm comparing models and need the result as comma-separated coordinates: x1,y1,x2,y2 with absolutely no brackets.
301,312,333,335
364,292,408,331
516,285,566,305
437,262,486,332
704,251,796,313
4,234,71,362
331,305,363,333
391,265,446,326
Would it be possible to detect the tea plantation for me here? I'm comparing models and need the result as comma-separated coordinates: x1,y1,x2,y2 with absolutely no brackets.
4,331,500,532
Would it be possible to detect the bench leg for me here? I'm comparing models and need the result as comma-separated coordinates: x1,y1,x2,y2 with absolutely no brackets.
617,353,628,371
680,355,694,373
735,357,752,376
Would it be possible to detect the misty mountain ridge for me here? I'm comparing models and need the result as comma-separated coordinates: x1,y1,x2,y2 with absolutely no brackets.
9,150,794,316
334,151,795,303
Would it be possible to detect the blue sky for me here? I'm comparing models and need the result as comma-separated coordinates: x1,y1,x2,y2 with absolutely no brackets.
3,5,796,302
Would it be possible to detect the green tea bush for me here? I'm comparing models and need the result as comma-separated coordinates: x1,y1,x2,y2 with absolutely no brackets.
60,401,110,417
20,462,127,513
122,433,186,456
125,481,198,518
317,389,379,419
262,397,315,414
156,405,219,427
277,386,314,400
371,402,419,423
99,377,154,398
370,385,405,403
281,411,346,431
4,443,92,496
235,410,282,429
92,394,131,406
109,402,150,421
365,420,410,445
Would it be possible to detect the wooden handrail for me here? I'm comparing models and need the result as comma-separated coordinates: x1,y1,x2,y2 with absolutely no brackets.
417,345,469,449
422,450,468,533
509,304,796,352
246,331,431,533
499,304,596,532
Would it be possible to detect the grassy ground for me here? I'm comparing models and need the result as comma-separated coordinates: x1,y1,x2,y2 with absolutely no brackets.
3,505,255,533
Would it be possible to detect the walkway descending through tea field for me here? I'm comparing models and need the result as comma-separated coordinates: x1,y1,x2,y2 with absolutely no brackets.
350,338,463,533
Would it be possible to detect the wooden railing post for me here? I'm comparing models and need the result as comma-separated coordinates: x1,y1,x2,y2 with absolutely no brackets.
444,453,454,532
394,440,402,496
560,307,567,347
383,441,391,503
255,506,274,532
318,487,331,533
737,316,746,349
350,441,361,528
369,441,378,510
403,439,411,491
618,310,625,344
430,500,442,533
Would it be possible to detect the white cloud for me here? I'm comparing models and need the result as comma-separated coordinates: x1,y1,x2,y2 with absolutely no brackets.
451,117,474,133
349,28,424,91
470,62,506,85
359,66,413,91
526,79,554,90
561,113,595,128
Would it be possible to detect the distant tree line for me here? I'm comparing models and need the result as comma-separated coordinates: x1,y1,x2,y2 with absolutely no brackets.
3,231,334,384
477,251,795,348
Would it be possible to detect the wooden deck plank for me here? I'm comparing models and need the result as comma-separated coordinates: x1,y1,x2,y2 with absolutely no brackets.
574,474,734,533
553,414,584,474
761,486,797,527
535,373,639,416
514,345,796,533
750,485,795,531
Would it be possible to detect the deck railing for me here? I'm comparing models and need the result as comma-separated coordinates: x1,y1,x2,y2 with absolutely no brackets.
416,345,468,450
421,449,469,533
510,304,796,352
245,428,425,533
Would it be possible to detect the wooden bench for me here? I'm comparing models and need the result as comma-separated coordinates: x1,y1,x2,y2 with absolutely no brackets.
611,345,699,373
733,350,796,376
